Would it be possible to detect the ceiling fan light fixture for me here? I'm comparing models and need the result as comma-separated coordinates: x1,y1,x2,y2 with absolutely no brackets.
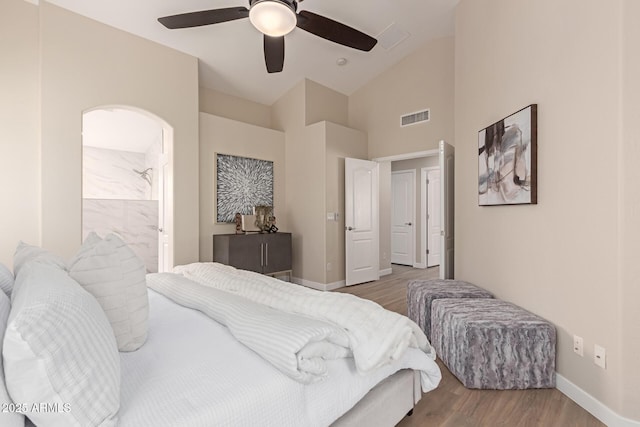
249,0,297,37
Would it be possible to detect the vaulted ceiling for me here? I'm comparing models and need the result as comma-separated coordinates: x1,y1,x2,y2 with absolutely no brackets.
47,0,458,105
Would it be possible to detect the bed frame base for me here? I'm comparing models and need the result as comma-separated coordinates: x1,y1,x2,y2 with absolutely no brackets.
331,369,421,427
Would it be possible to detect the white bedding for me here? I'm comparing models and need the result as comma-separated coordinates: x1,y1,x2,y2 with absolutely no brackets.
118,290,441,427
172,263,435,375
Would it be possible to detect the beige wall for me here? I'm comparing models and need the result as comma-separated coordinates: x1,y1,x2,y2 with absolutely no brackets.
391,156,439,264
325,122,368,284
200,87,272,129
199,113,286,262
39,3,200,265
306,80,349,127
347,38,454,273
271,80,305,132
271,79,367,285
378,162,392,272
349,37,454,159
620,0,640,419
0,0,40,267
455,0,635,419
285,124,326,283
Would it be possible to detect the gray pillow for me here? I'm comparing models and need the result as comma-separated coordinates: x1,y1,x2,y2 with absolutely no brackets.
4,262,120,427
0,290,24,427
13,241,67,277
0,263,13,297
69,233,149,352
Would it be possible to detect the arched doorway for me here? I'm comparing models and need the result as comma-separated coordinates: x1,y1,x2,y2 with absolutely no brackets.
81,106,174,272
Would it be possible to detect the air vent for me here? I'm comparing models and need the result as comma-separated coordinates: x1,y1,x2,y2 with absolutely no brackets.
378,23,410,50
401,109,430,127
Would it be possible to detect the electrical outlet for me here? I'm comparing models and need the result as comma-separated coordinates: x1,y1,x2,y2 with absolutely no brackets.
594,345,606,369
326,262,332,272
573,335,584,357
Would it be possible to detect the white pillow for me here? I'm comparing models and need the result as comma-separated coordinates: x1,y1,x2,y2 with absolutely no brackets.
3,262,120,427
13,241,67,277
0,263,13,297
0,290,24,427
69,233,149,352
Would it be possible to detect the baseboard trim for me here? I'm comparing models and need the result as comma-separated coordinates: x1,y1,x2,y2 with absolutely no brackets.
556,373,640,427
379,268,393,277
292,277,345,291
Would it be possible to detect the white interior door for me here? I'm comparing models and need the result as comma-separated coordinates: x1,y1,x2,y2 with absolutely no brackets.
391,170,415,266
158,128,173,273
439,140,455,279
345,158,379,286
427,169,441,267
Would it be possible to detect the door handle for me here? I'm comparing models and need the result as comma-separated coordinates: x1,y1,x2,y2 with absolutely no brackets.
346,226,356,231
405,222,412,226
260,243,264,267
265,243,269,266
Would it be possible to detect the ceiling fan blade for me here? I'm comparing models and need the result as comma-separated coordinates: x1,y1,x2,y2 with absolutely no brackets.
158,7,249,29
264,35,285,73
296,11,377,52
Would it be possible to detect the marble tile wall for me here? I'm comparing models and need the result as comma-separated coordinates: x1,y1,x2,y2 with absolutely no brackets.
82,199,159,273
145,141,161,201
83,146,151,200
82,146,160,272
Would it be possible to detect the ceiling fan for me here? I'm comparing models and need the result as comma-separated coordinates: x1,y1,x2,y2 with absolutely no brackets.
158,0,378,73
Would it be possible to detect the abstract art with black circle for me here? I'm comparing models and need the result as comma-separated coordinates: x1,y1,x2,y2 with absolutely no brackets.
216,154,273,223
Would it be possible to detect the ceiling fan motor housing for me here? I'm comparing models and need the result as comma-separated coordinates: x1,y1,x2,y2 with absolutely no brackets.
249,0,298,13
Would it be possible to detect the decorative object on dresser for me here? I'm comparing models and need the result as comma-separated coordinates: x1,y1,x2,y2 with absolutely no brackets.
239,205,275,233
253,205,275,232
213,232,292,276
240,214,261,232
216,153,274,223
478,104,537,206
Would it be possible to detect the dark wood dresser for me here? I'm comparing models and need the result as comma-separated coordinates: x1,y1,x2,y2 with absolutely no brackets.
212,233,292,276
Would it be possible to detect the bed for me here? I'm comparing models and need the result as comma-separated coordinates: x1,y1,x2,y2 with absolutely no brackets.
1,240,441,427
118,289,437,426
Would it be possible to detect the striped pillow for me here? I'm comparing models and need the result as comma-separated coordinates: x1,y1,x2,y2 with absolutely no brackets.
13,241,67,277
3,262,120,427
0,263,13,297
69,233,149,352
0,290,24,427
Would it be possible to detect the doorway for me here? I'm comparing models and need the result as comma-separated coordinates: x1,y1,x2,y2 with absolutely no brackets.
390,156,439,268
375,141,454,279
390,169,416,266
422,167,441,268
81,106,174,273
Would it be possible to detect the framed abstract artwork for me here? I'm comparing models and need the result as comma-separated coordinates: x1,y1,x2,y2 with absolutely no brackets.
478,104,537,206
216,154,274,223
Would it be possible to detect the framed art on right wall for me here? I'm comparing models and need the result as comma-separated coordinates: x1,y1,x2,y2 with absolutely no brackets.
478,104,537,206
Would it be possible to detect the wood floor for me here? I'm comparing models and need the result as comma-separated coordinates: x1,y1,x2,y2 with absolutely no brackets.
336,265,604,427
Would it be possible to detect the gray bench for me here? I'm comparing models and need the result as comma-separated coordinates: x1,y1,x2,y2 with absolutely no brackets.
406,279,493,341
431,298,556,389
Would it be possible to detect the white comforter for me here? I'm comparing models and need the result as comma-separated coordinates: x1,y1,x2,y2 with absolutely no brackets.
152,262,438,390
118,290,441,427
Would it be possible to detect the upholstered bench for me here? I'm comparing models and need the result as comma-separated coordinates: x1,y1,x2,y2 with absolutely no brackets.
406,279,493,340
431,298,556,389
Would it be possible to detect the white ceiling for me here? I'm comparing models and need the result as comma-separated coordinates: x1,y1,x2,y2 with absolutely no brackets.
83,108,162,153
46,0,459,105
